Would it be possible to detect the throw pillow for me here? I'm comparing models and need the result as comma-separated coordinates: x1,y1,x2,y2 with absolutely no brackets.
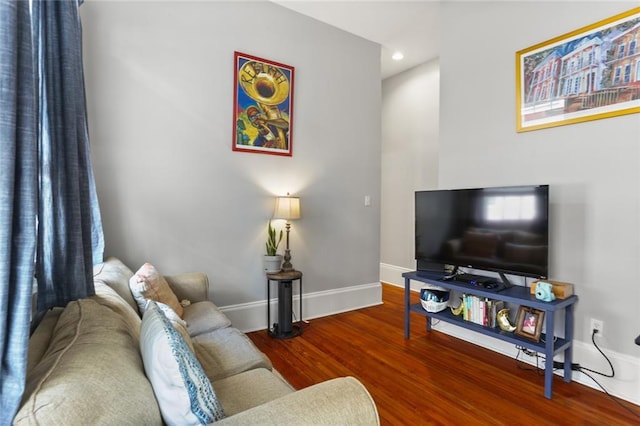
140,301,226,425
130,262,184,317
152,300,195,353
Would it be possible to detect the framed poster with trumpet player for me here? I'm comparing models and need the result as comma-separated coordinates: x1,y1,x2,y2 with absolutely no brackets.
233,52,295,156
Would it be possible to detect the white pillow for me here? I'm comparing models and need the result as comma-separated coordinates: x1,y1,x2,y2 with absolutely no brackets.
151,300,195,353
140,301,226,425
130,262,184,317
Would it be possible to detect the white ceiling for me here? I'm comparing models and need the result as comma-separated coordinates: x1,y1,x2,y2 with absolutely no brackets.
271,1,441,79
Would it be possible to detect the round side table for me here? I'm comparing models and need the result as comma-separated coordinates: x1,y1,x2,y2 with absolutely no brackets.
266,270,303,339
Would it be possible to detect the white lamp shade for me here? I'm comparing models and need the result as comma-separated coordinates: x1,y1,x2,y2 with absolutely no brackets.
274,196,301,220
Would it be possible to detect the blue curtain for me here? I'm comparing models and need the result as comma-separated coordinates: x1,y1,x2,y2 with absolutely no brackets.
0,0,104,422
0,1,39,421
32,0,104,310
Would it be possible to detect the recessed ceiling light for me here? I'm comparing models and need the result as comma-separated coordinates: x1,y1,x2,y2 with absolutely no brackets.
392,51,404,61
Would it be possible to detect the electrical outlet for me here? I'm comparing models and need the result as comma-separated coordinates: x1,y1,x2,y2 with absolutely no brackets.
590,318,604,337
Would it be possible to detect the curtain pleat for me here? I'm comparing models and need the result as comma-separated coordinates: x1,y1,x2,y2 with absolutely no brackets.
0,1,38,422
33,0,104,310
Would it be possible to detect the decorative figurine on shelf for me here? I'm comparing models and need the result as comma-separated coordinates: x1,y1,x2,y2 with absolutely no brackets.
535,281,556,302
497,308,516,332
450,297,464,316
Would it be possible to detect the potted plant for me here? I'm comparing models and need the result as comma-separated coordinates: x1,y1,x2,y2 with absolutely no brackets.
264,220,283,273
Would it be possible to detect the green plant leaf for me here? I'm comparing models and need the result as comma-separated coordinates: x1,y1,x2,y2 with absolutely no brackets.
265,220,283,256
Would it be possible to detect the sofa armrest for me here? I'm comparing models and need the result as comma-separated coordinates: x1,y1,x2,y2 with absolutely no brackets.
216,377,379,425
164,272,209,303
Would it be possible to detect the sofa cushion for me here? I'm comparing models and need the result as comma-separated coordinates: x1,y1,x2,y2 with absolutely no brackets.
214,377,380,425
130,262,184,318
212,368,293,416
183,301,232,336
165,272,210,303
193,327,272,381
140,301,226,424
93,280,143,341
25,308,63,373
93,256,138,313
15,299,162,425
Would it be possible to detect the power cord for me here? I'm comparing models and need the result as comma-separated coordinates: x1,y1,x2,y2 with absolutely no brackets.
515,345,544,374
581,328,614,378
541,328,638,419
551,329,613,376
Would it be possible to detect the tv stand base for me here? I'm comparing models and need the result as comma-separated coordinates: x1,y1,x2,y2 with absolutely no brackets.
403,270,578,399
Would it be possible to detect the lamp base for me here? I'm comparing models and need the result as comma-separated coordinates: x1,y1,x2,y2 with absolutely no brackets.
282,249,294,272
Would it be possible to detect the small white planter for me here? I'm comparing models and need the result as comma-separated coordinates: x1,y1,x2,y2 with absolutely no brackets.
263,255,283,273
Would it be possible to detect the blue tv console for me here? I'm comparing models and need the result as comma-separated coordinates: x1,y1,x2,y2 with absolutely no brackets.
403,270,578,399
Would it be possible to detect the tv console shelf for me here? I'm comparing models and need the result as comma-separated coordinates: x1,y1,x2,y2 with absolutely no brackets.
402,270,578,399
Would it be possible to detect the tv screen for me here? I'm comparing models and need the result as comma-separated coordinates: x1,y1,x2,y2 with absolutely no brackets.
415,185,549,279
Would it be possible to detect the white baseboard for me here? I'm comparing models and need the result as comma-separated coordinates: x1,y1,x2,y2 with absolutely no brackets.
380,262,410,287
220,281,382,334
380,263,640,406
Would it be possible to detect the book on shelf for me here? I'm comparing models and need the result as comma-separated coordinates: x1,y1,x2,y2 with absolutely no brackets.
491,300,504,328
461,294,503,327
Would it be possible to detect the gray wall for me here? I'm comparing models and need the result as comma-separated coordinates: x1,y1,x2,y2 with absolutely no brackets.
381,60,440,267
381,1,639,402
440,0,639,356
81,1,381,307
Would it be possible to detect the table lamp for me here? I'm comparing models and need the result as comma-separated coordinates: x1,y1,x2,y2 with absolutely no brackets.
273,193,301,272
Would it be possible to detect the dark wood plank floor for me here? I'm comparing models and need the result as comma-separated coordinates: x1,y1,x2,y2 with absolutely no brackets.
248,283,639,425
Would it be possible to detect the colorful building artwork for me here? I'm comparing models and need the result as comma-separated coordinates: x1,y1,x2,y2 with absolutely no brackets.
606,22,640,88
526,51,562,103
558,37,604,97
517,8,640,132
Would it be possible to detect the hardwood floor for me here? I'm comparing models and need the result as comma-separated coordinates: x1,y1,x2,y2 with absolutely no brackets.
247,283,639,425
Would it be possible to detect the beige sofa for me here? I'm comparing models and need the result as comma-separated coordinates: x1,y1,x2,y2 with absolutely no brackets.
14,257,379,425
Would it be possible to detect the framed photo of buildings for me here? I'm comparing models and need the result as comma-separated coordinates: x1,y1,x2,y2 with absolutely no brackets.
516,7,640,132
233,52,295,156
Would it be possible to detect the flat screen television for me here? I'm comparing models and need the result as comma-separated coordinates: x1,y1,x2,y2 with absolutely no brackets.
415,185,549,283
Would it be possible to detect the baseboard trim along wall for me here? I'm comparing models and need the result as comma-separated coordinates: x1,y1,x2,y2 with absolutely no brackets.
220,281,383,334
380,263,640,406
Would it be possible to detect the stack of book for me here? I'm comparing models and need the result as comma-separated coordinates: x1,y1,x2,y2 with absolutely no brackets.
460,294,504,328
